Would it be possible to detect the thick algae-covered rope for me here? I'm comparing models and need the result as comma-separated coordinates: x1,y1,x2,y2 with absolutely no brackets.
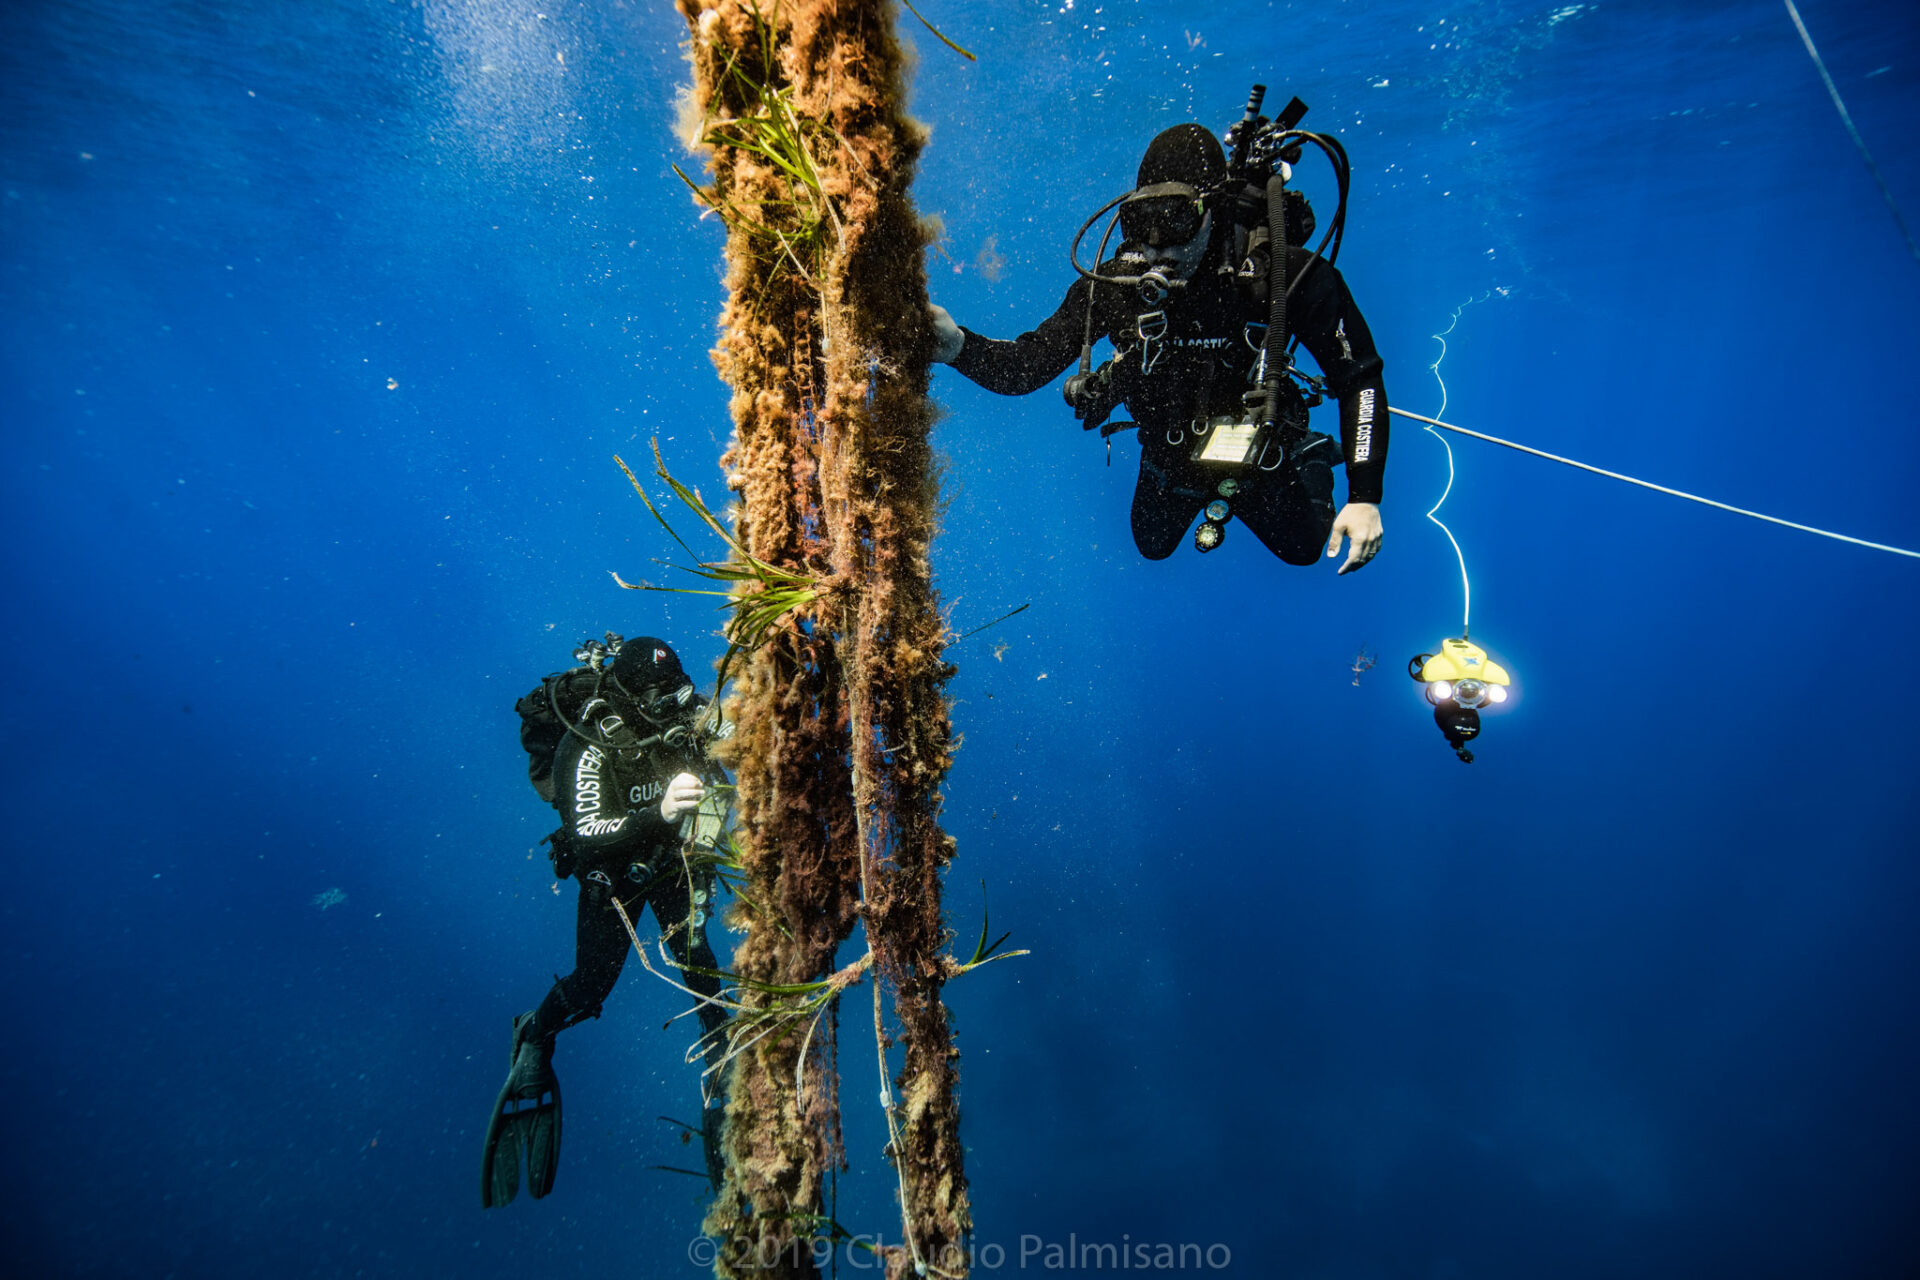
674,1,971,1276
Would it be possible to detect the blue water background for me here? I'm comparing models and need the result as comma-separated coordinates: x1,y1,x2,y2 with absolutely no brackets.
4,0,1918,1276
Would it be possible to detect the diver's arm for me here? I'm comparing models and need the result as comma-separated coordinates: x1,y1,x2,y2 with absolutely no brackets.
1288,249,1389,505
946,277,1096,396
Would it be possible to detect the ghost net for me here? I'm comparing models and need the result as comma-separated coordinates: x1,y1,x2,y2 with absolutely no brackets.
671,1,971,1276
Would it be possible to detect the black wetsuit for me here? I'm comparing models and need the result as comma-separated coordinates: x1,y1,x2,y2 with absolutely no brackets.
951,236,1388,562
527,696,725,1049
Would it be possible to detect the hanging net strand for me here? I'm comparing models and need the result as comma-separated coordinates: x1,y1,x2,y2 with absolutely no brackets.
674,1,974,1276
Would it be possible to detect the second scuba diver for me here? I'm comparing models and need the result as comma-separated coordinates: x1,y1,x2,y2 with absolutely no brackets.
481,634,731,1208
931,98,1390,570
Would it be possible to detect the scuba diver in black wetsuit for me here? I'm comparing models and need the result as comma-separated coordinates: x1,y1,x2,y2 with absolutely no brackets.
481,635,731,1208
930,91,1389,570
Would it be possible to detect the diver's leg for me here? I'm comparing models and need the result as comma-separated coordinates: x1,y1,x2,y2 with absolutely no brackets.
481,879,643,1206
1238,440,1336,566
527,878,633,1041
1131,455,1207,560
484,884,633,1207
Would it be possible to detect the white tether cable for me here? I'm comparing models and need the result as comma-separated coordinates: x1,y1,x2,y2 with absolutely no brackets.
1392,406,1920,560
1783,0,1920,267
1420,297,1482,635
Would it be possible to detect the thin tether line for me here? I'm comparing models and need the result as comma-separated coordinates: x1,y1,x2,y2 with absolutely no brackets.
1423,296,1487,635
1389,406,1920,560
1783,0,1920,266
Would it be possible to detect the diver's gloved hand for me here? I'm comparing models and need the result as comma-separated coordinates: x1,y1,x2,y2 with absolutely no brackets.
660,772,706,823
928,304,964,365
1325,502,1383,575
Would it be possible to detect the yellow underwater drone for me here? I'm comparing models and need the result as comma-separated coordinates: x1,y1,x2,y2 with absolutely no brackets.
1408,637,1512,764
1392,244,1920,764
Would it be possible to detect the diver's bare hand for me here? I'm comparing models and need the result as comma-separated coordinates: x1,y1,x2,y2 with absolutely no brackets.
1326,502,1383,575
929,304,964,364
660,772,706,823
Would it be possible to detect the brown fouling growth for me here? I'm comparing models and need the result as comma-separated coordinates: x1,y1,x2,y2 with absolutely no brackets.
674,1,968,1276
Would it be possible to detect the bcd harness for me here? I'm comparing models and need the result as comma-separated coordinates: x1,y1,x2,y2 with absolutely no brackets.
1096,301,1333,553
1084,301,1326,467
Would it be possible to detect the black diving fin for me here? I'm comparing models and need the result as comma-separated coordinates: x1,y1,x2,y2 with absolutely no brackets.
480,1012,562,1208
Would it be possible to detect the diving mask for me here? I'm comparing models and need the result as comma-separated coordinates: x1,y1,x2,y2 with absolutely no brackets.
1118,184,1207,248
642,681,697,719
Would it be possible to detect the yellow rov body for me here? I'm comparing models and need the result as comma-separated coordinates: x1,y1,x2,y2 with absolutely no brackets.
1412,637,1512,690
1408,636,1513,763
